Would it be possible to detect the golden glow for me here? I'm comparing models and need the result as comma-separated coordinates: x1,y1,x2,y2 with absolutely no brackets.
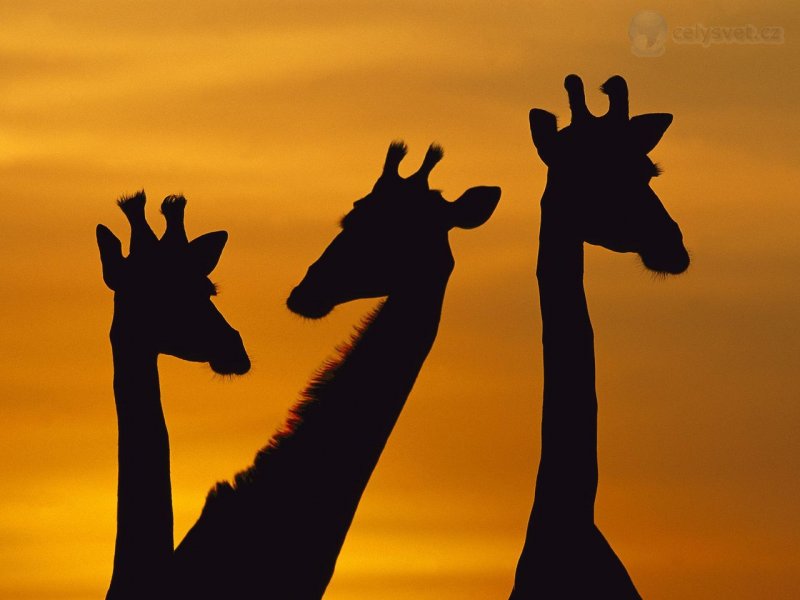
2,2,798,598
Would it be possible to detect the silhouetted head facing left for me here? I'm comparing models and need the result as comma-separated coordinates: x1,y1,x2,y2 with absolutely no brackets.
286,142,501,318
96,191,250,375
529,74,689,274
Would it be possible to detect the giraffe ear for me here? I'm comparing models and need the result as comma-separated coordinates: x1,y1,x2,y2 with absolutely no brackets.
630,113,672,154
447,186,501,230
189,231,228,275
96,224,124,290
529,108,558,165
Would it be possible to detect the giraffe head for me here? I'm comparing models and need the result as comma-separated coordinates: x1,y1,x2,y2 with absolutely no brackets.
530,74,689,274
96,191,250,375
287,142,501,318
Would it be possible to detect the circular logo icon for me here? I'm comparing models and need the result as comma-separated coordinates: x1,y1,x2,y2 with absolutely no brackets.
629,11,668,57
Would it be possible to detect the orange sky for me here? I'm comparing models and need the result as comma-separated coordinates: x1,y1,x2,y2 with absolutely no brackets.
1,1,798,598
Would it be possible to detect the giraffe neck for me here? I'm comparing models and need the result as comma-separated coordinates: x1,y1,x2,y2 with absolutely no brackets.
532,184,599,526
317,271,450,463
107,319,173,598
511,185,644,600
276,269,451,519
173,269,451,598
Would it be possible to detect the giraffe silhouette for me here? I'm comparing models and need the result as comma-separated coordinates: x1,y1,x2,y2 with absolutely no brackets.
98,145,500,598
96,191,250,599
171,142,499,598
509,75,689,599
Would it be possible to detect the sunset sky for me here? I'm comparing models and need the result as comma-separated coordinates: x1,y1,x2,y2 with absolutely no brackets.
1,1,798,598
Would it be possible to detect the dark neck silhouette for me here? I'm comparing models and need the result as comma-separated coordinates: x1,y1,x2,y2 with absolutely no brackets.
97,192,249,599
169,143,501,597
510,75,689,598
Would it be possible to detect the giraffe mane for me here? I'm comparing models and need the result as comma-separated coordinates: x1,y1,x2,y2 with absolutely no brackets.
201,305,383,512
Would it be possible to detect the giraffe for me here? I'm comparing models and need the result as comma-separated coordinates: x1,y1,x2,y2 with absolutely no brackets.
509,75,689,598
164,142,500,597
96,191,250,599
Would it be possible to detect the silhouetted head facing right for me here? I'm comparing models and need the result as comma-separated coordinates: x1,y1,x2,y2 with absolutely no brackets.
530,74,689,275
96,191,250,375
287,142,501,318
